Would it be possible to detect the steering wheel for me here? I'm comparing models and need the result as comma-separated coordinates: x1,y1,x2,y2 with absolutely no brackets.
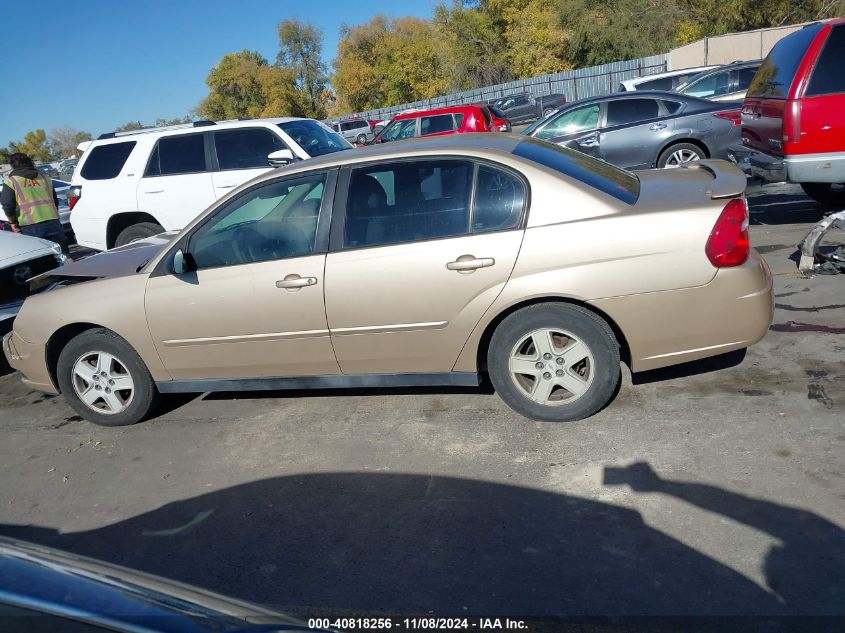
232,224,280,263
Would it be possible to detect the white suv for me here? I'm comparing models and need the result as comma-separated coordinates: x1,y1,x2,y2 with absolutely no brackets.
69,118,352,250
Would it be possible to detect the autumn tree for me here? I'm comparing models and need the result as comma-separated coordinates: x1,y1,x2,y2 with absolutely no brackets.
333,15,450,113
8,129,54,162
199,50,302,120
277,19,329,118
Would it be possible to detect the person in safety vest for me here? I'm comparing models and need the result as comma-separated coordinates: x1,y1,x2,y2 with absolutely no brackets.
1,152,69,254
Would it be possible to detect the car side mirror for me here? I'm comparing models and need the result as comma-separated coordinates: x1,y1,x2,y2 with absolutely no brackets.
268,149,295,167
171,248,193,275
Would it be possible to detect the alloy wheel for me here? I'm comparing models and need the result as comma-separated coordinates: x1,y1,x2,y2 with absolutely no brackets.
71,351,135,415
664,148,701,168
508,328,594,406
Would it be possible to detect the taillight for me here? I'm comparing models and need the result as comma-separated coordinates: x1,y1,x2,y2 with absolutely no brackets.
68,185,82,210
713,110,741,126
706,198,749,267
783,99,802,144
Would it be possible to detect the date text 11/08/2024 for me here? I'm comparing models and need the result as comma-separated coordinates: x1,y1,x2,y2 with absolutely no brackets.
308,618,528,630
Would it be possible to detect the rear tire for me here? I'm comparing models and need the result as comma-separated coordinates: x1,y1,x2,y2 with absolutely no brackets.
487,303,620,422
356,133,368,145
657,143,706,168
115,222,164,248
56,328,159,426
800,183,845,208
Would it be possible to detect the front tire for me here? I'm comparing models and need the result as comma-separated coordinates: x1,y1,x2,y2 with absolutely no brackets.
800,183,845,208
657,143,705,168
57,328,159,426
115,222,164,248
487,303,620,422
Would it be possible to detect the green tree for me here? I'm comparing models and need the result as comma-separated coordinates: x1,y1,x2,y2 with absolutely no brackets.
678,0,845,38
277,19,329,118
199,50,301,120
333,15,450,113
115,120,144,132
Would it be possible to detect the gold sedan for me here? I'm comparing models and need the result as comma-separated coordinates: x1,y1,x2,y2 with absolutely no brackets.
3,134,773,425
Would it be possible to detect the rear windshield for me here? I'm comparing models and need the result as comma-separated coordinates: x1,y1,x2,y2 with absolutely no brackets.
513,137,639,205
80,141,136,180
747,23,824,98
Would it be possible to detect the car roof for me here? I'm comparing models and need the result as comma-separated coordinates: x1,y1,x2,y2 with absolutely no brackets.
553,90,696,109
263,133,523,175
622,66,717,86
393,105,483,120
89,117,313,146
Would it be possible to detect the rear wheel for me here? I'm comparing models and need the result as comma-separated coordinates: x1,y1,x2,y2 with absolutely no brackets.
115,222,164,248
487,304,620,422
800,183,845,208
57,328,159,426
658,143,705,168
356,133,368,145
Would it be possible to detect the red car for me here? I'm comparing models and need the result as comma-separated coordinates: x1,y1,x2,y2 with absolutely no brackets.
738,18,845,207
374,105,497,143
487,105,511,132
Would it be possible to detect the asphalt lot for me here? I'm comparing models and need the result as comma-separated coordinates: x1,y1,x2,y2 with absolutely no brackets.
0,182,843,625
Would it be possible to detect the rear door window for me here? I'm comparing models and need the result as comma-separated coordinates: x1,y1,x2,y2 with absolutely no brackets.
80,141,136,180
146,134,206,177
473,165,525,233
214,128,287,170
420,114,457,136
606,99,660,126
747,23,825,98
807,25,845,96
636,76,674,91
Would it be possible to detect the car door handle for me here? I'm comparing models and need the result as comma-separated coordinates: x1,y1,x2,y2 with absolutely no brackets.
216,183,237,189
275,275,317,290
446,256,495,273
649,123,668,131
143,188,164,194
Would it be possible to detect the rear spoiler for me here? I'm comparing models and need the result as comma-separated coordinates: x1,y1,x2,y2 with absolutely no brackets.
683,159,747,199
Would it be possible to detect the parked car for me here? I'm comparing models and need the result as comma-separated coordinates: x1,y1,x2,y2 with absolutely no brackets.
0,231,65,327
373,105,496,143
69,118,352,251
675,60,762,102
618,66,717,92
489,92,568,124
330,117,374,145
3,134,772,426
488,105,511,132
0,537,326,632
733,18,845,207
522,92,742,169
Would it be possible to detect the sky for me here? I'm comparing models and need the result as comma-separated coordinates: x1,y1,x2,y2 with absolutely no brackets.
1,0,436,148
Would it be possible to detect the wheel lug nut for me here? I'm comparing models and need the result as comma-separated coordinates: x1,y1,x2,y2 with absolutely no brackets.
95,385,101,391
108,379,115,386
543,372,551,379
555,357,564,365
556,369,564,376
535,361,544,369
543,353,552,360
93,375,99,381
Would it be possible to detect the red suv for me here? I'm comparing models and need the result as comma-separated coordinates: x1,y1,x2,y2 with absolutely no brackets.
738,19,845,207
374,105,496,143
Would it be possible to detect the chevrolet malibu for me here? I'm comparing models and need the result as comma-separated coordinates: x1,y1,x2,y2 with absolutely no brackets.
3,135,773,426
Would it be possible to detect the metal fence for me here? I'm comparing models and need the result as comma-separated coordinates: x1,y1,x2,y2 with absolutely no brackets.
346,54,669,122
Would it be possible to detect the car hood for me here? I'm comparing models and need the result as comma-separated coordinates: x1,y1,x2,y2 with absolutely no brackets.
0,231,57,267
31,231,178,287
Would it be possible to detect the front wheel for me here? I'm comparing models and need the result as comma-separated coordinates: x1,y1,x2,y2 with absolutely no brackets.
487,303,620,422
56,328,160,426
356,133,368,145
800,183,845,208
657,143,705,169
115,221,164,248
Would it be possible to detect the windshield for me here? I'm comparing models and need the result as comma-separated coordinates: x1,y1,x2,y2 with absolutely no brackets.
277,120,351,157
512,137,640,204
674,70,708,93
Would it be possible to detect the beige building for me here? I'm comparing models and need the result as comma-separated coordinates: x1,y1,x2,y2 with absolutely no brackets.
670,22,811,68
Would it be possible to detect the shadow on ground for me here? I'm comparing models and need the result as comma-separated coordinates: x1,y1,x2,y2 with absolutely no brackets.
1,464,841,618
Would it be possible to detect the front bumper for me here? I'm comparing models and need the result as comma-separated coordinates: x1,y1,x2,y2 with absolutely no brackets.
2,330,58,394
